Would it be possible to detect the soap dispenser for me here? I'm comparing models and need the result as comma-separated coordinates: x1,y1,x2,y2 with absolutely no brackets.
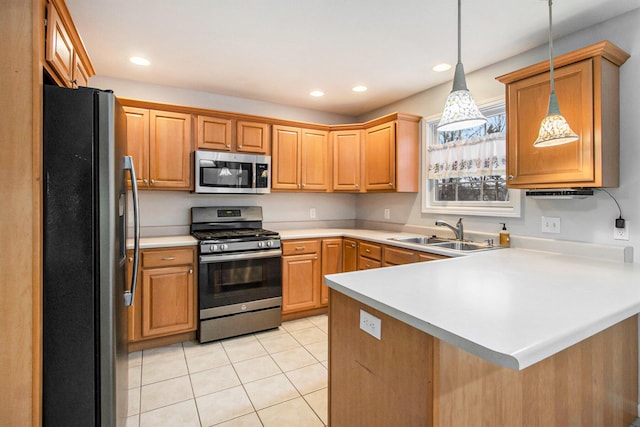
499,223,510,247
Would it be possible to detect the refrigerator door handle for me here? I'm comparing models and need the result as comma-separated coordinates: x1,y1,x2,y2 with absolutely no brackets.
123,156,140,307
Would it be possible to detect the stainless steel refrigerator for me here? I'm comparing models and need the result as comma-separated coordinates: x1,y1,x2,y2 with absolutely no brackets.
43,85,140,426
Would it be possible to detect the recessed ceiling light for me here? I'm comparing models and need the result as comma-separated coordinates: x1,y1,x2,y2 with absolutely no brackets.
310,90,325,97
432,63,452,72
130,56,151,66
352,85,368,92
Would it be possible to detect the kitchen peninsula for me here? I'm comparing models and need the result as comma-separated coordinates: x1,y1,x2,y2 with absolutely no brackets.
325,249,640,426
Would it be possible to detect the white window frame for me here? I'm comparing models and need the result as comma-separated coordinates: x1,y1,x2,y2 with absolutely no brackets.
421,97,521,218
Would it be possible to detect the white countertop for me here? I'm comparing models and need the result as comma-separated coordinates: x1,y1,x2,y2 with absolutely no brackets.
325,248,640,370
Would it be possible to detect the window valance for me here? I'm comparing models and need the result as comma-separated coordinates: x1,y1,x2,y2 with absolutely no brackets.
427,132,506,179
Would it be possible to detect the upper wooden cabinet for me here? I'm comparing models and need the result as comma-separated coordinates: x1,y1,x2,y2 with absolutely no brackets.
332,130,363,192
44,0,94,88
272,125,330,191
123,106,193,190
363,114,420,192
496,41,630,189
196,115,270,154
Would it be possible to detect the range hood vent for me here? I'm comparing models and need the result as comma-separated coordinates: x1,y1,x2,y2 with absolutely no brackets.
525,189,594,199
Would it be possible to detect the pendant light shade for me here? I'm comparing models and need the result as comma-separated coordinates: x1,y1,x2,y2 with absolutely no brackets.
437,0,486,132
533,0,579,147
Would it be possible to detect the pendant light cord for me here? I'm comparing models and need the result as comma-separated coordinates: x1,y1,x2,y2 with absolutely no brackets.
457,0,462,65
548,0,555,93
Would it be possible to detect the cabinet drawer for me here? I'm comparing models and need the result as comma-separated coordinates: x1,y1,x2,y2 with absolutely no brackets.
358,256,381,270
359,242,382,260
282,239,320,256
384,246,417,265
142,248,194,268
417,252,450,262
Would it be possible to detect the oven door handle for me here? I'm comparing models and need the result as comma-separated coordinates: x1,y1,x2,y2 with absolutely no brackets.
200,249,282,264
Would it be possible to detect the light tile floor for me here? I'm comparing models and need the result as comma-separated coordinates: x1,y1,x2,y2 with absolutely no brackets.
126,315,328,427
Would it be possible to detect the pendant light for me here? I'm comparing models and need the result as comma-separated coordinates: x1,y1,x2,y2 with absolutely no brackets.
533,0,579,147
437,0,486,132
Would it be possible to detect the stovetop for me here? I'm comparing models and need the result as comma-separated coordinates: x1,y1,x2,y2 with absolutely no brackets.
192,228,279,243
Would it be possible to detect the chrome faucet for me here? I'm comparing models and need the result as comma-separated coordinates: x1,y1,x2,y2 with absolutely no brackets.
435,218,464,241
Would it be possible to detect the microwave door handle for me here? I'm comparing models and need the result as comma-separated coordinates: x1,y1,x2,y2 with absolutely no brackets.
123,156,140,307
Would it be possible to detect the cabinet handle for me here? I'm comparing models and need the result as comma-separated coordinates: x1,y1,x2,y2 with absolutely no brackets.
143,179,148,184
226,144,231,148
388,182,393,186
508,175,514,180
314,257,318,260
366,263,371,268
189,269,193,274
365,248,371,253
151,179,156,184
128,257,133,262
295,247,305,251
69,79,77,84
301,183,306,187
351,244,356,248
162,257,176,261
355,184,359,189
238,145,243,148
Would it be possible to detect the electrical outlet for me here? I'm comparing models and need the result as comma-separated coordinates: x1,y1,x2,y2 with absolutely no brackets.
614,221,629,240
384,208,391,220
541,216,561,234
309,208,316,219
359,309,381,340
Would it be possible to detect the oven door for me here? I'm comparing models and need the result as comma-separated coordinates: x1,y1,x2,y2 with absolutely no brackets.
198,249,282,310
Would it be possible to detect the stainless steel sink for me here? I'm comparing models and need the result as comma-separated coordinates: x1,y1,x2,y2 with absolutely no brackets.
388,236,498,252
388,236,450,245
430,241,493,251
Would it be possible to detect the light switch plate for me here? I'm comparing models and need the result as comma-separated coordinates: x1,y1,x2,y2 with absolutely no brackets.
384,208,391,220
359,309,381,340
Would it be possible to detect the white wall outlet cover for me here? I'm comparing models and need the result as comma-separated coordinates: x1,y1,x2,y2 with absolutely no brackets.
384,208,390,220
614,221,629,240
359,309,381,340
309,207,316,219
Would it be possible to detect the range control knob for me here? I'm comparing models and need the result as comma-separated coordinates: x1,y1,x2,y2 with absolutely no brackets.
257,241,265,248
219,244,228,251
266,240,273,247
210,244,218,252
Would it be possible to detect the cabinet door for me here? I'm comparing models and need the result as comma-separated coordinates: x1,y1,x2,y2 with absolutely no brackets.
141,265,195,338
506,60,594,187
45,3,74,86
364,121,396,190
343,239,358,272
197,115,232,151
321,239,343,305
150,110,192,189
71,54,89,88
237,121,270,154
123,107,150,188
272,125,301,190
301,129,330,190
282,253,320,314
332,130,362,191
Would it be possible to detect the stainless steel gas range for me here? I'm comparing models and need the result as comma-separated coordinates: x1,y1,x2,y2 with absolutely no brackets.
191,206,282,343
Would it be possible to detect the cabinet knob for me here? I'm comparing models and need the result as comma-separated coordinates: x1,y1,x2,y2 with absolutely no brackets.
301,183,306,188
238,145,243,148
226,144,231,148
151,179,156,184
388,182,393,186
69,79,77,84
351,244,356,248
355,184,359,189
314,257,318,260
365,248,371,253
143,179,148,184
508,175,514,180
189,269,193,274
128,257,133,262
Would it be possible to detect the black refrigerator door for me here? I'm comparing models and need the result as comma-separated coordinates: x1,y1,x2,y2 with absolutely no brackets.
43,85,128,427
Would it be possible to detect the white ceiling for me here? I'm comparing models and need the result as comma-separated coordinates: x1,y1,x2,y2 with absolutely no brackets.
65,0,640,116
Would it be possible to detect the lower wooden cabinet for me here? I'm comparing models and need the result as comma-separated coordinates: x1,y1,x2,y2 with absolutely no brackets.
321,239,343,305
127,246,197,346
358,241,382,270
282,240,321,315
342,238,358,272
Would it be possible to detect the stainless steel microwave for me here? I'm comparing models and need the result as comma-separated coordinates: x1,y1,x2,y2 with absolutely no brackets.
195,151,271,194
